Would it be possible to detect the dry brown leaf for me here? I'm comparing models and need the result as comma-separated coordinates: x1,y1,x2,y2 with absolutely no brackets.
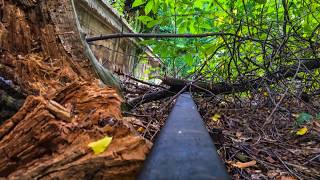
236,131,242,138
267,171,279,178
276,176,297,180
123,117,144,127
266,156,276,163
232,160,257,169
314,121,320,132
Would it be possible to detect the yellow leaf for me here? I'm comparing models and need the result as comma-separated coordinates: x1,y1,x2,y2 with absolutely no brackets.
263,92,268,97
296,127,308,135
137,127,145,133
232,160,256,169
88,136,113,155
211,114,221,122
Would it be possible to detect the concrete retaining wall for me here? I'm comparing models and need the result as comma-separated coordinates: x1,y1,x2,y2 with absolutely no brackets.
74,0,160,77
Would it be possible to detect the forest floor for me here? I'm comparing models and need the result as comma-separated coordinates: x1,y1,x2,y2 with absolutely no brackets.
123,79,320,180
2,1,318,178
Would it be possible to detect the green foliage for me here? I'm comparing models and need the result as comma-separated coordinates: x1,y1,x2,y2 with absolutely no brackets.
132,0,146,8
113,0,320,86
106,0,126,16
254,0,267,5
144,0,154,14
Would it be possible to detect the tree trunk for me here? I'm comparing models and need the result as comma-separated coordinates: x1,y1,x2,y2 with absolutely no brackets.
0,0,150,179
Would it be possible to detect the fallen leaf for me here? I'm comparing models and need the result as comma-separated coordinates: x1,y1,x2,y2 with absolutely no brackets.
276,176,297,180
218,101,227,108
137,127,145,133
263,92,268,97
225,160,233,164
296,112,312,126
235,153,249,162
236,131,242,138
296,127,308,135
123,117,144,127
211,114,221,122
266,156,276,163
88,136,113,155
267,170,279,178
232,160,256,169
314,121,320,129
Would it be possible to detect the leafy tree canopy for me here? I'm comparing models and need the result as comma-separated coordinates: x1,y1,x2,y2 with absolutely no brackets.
110,0,320,88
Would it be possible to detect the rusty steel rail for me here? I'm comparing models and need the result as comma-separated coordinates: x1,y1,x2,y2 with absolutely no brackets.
138,93,230,180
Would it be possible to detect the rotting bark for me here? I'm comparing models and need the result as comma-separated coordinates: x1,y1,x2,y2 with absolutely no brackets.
0,0,151,179
0,83,150,179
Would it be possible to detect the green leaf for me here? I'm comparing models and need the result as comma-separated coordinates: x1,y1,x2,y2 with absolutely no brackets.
88,136,113,155
145,0,154,15
152,0,160,13
178,21,188,33
194,0,203,8
296,112,313,126
189,21,196,34
132,0,145,7
147,19,162,28
203,44,217,56
137,16,154,24
254,0,267,4
139,39,158,45
185,54,193,65
200,22,212,30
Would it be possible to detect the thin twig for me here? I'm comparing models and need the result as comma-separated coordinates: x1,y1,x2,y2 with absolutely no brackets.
274,151,303,180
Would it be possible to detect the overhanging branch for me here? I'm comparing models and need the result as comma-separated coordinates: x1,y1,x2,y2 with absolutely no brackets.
86,32,265,43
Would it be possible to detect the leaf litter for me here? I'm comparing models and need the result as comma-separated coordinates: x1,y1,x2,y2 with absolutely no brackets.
123,78,320,180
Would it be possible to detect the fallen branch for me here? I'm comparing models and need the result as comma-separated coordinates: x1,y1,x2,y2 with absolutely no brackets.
163,59,320,95
128,59,320,107
117,72,166,89
128,88,176,108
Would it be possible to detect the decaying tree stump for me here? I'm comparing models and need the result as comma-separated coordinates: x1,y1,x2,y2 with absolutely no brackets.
0,0,151,179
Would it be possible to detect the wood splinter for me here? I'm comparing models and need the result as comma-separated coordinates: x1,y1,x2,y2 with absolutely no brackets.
47,100,71,122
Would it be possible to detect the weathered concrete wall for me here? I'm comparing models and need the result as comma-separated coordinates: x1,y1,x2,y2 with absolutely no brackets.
74,0,160,77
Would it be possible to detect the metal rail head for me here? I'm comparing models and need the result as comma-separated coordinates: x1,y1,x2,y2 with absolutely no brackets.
138,93,230,180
